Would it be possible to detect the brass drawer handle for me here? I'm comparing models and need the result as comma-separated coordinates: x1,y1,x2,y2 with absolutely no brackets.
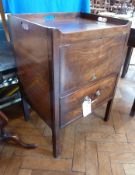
95,90,101,97
84,90,101,104
92,90,101,103
84,96,91,101
91,74,97,81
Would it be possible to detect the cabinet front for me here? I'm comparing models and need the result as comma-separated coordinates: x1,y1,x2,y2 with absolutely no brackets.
60,35,125,95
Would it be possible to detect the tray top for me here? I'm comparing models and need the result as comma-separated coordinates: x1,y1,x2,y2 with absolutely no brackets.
33,19,118,33
12,13,129,34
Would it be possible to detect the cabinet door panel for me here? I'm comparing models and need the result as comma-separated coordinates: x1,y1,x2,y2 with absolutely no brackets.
60,35,125,95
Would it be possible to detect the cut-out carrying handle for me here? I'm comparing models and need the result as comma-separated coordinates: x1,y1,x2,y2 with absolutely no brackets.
98,17,107,23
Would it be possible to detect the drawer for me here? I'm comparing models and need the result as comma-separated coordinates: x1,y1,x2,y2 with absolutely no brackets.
60,76,116,127
60,35,125,95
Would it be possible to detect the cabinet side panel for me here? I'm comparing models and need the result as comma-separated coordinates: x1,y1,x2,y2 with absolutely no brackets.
9,16,52,127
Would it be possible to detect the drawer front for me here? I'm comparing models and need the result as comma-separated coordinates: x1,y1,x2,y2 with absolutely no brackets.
60,35,125,95
60,76,116,127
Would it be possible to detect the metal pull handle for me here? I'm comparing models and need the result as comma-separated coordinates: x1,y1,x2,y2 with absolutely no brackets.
95,90,101,97
92,90,101,103
84,96,91,101
91,73,97,81
84,90,101,104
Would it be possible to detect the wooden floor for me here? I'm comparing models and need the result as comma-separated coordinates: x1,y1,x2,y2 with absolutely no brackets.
0,65,135,175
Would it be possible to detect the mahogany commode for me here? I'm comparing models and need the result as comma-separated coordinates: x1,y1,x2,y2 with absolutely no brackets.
9,13,131,157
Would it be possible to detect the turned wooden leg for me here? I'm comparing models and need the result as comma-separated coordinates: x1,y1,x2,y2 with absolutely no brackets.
121,47,133,78
104,98,113,121
52,127,60,158
0,111,38,148
130,99,135,117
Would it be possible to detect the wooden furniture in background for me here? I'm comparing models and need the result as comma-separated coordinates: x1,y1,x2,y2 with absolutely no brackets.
121,22,135,78
117,0,135,78
0,0,10,42
9,13,131,157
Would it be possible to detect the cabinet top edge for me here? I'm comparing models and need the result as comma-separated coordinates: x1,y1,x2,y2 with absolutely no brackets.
9,13,131,34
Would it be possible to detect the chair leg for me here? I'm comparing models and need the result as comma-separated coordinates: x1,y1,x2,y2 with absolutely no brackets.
130,99,135,117
0,110,38,148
